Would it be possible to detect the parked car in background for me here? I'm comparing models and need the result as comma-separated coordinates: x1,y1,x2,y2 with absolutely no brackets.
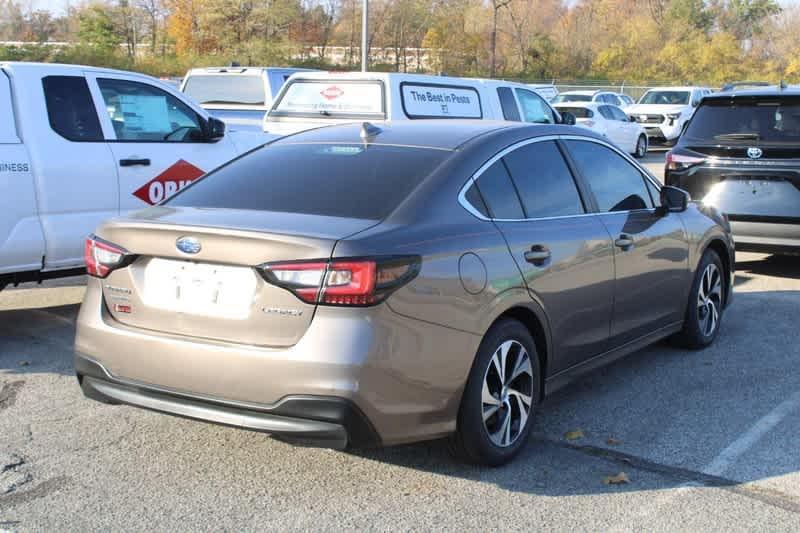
75,120,733,467
665,86,800,254
0,61,265,290
628,86,712,145
181,66,316,130
527,83,559,102
554,102,648,157
617,93,635,109
552,90,629,108
262,71,575,136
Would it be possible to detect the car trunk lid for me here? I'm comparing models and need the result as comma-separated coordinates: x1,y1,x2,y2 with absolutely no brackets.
96,206,377,347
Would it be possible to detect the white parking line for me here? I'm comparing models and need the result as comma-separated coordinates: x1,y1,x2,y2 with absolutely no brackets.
703,390,800,477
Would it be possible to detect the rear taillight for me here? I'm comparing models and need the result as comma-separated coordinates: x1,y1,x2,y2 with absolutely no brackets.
666,151,705,171
85,235,130,278
259,256,420,306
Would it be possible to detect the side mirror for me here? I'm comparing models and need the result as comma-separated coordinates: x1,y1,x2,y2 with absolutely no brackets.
660,185,690,213
629,115,637,122
560,111,576,125
205,117,226,141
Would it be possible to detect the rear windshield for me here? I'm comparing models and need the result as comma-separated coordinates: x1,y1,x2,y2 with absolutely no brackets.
553,94,592,103
639,90,690,105
270,80,385,118
555,106,593,118
183,75,265,105
167,143,448,220
683,98,800,144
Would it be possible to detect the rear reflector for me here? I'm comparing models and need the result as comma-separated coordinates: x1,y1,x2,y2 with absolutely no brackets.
85,235,132,278
259,257,420,307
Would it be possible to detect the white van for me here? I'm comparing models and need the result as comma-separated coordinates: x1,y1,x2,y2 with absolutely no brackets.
182,66,316,130
263,72,575,136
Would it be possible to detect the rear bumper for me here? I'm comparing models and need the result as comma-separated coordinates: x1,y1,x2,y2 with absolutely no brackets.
74,278,479,447
730,218,800,254
76,355,378,449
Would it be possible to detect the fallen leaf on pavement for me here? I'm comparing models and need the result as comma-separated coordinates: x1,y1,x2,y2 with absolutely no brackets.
606,437,621,446
603,472,630,485
564,429,584,441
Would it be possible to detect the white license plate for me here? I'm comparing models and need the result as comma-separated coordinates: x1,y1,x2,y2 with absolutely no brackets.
143,258,256,319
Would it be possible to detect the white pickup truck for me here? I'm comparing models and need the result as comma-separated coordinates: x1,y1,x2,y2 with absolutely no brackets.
0,62,267,290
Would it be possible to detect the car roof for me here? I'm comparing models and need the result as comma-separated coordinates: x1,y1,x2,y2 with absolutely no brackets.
280,70,536,91
0,61,139,77
271,120,592,151
553,102,600,109
706,86,800,99
642,86,700,92
186,67,313,75
560,90,600,96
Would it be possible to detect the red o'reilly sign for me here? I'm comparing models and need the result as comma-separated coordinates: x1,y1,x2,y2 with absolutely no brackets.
132,159,205,205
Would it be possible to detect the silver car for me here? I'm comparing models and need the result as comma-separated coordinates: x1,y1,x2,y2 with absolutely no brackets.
76,121,734,466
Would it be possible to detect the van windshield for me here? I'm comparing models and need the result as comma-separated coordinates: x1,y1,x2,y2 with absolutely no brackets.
270,80,385,119
183,75,266,105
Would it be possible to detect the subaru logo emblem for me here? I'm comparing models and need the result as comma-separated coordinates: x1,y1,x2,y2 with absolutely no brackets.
176,236,201,254
747,147,763,159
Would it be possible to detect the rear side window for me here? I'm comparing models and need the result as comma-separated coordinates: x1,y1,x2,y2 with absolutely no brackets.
503,141,584,218
497,87,521,121
565,140,653,212
42,76,103,141
470,161,525,220
168,143,448,220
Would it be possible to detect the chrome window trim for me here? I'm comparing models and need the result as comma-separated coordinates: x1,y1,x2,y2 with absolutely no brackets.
458,134,661,222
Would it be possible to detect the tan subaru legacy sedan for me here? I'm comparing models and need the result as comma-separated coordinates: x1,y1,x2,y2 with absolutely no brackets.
75,121,734,465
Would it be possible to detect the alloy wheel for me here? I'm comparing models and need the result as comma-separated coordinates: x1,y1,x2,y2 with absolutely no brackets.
697,263,722,337
481,340,534,448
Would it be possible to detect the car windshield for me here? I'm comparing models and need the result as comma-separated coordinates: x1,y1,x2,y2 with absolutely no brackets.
555,106,593,118
167,143,449,220
183,75,265,105
638,91,690,105
270,80,384,118
553,94,592,103
682,98,800,144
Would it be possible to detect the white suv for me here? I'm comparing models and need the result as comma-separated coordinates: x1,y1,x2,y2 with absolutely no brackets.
627,86,712,145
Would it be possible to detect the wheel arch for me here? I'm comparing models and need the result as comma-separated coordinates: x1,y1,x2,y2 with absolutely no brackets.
486,304,552,401
704,238,732,306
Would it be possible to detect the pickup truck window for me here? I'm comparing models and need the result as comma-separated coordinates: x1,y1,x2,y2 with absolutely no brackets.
183,75,266,106
42,76,103,142
514,88,555,124
97,78,203,142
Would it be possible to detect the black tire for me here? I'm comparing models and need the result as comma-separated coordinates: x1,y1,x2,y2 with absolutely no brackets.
671,249,725,349
449,318,541,466
633,134,648,158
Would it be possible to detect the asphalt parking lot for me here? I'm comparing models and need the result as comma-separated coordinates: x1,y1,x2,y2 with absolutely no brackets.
2,151,799,531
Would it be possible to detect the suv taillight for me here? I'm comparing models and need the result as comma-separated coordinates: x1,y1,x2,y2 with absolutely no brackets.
259,256,420,306
85,235,130,278
666,151,706,171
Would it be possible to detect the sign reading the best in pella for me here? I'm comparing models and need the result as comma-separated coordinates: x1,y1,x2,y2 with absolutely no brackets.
401,84,482,119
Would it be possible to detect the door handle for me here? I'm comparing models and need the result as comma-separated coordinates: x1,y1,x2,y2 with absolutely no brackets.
119,158,151,167
615,234,634,250
524,245,551,265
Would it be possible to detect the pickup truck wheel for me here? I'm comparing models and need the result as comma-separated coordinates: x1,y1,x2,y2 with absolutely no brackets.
449,319,541,466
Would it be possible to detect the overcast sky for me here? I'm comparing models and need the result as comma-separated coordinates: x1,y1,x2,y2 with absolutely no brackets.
23,0,800,16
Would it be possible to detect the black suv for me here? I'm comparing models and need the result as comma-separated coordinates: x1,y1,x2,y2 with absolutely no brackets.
665,87,800,254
